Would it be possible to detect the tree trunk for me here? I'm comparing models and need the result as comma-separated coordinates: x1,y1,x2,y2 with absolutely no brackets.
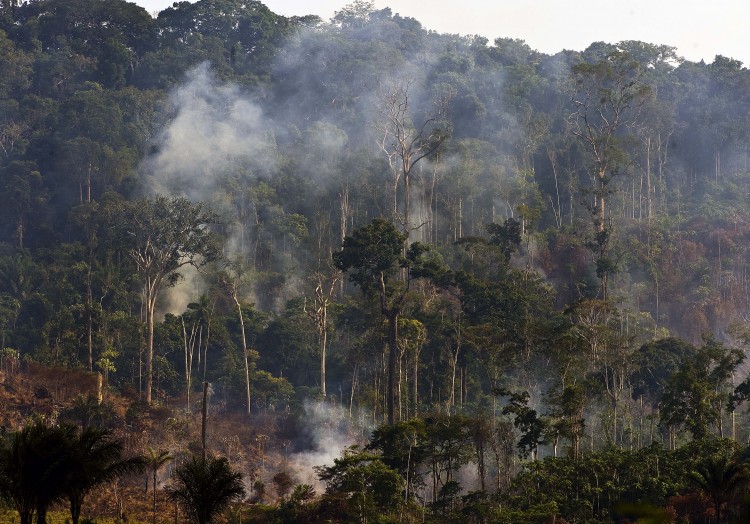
145,282,157,405
153,469,157,524
202,320,211,384
70,495,83,524
349,362,358,419
320,308,327,398
182,317,197,413
235,299,252,415
235,298,251,415
403,169,411,235
85,229,94,373
387,310,399,425
202,381,209,460
413,348,419,417
19,507,32,524
645,136,652,222
597,170,606,233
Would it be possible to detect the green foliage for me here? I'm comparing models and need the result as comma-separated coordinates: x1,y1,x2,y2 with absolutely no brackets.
688,448,749,523
660,336,743,439
166,454,245,524
486,218,522,262
61,394,114,430
333,218,407,300
63,426,145,524
632,337,697,406
3,4,750,520
0,421,142,524
316,446,405,523
510,445,685,522
505,393,549,458
367,418,428,480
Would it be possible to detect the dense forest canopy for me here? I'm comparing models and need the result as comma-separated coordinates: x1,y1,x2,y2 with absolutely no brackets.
3,0,750,521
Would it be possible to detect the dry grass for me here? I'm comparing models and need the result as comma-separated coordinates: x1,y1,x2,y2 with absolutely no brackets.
1,362,306,521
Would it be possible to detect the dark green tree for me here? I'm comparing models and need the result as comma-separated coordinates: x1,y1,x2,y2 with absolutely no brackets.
316,446,404,523
497,389,549,459
367,418,428,499
660,337,743,440
0,422,76,524
334,218,432,425
166,455,245,524
689,448,749,524
64,427,145,524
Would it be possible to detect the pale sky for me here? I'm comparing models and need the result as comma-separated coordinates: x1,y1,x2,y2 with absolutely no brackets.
134,0,750,66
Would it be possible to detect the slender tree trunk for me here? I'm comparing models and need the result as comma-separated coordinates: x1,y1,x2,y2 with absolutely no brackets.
387,310,399,425
320,310,327,398
182,317,198,413
145,283,157,405
86,164,92,203
19,508,33,524
349,362,358,419
153,468,157,524
403,169,411,234
413,348,419,417
234,297,251,415
70,495,83,524
202,381,209,460
646,136,652,222
86,264,93,372
597,170,606,233
202,320,210,384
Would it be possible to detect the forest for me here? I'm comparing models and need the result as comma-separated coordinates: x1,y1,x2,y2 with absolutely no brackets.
2,0,750,522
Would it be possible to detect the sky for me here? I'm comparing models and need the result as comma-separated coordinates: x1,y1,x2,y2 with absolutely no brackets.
133,0,750,66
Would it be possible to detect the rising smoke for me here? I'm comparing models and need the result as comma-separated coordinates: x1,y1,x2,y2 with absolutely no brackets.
143,62,276,201
286,400,366,490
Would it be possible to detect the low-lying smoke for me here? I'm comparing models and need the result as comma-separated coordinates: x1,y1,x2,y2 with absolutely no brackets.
286,400,365,490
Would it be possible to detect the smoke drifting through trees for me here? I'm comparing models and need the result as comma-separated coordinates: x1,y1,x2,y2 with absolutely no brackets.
4,0,750,520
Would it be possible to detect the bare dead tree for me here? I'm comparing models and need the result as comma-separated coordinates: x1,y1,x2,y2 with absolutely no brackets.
375,80,454,236
304,260,341,399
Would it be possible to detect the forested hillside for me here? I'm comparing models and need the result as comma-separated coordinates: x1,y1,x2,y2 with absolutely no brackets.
3,0,750,522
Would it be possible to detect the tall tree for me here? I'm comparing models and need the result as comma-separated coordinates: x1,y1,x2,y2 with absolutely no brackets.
569,47,652,297
334,218,434,424
304,265,340,398
334,219,408,425
107,195,218,405
220,260,258,415
376,81,452,234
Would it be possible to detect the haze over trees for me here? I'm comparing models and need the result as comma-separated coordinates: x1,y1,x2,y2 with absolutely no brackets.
3,0,750,521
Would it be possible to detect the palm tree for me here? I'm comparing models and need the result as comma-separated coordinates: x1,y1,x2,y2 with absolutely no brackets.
0,421,75,524
64,427,145,524
689,453,749,523
65,394,107,430
145,448,173,524
166,455,245,524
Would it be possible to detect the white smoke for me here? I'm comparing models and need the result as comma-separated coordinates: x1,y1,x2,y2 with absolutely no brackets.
140,63,281,313
286,400,366,490
155,264,206,317
143,62,276,201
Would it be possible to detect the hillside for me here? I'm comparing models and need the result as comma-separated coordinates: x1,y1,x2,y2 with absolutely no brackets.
3,0,750,522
